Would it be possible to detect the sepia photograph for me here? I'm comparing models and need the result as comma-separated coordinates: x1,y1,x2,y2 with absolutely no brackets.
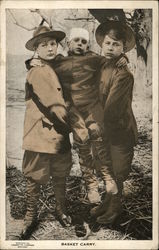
0,1,158,249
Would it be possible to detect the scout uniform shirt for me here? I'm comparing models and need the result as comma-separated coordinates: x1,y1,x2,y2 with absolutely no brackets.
51,51,105,108
23,64,71,154
99,59,138,146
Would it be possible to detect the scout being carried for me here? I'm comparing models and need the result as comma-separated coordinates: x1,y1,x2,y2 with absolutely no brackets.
21,27,72,239
27,27,128,205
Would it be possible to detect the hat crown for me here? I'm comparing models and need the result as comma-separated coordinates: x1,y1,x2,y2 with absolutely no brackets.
33,26,52,38
26,25,65,51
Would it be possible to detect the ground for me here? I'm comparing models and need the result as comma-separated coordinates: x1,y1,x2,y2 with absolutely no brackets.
6,108,152,241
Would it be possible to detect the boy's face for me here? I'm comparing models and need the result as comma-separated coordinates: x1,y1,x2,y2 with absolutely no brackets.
102,35,124,60
36,38,57,60
68,37,89,55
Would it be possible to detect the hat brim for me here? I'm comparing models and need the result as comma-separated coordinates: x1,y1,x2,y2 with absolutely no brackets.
95,21,136,52
25,30,66,51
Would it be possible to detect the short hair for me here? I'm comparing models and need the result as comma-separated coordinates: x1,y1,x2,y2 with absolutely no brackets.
34,37,58,50
104,28,126,45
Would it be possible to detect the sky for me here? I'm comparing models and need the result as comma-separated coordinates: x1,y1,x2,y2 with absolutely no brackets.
6,9,41,56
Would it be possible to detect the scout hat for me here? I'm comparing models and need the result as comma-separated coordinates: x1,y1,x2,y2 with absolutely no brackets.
69,28,89,42
95,20,135,52
25,26,66,51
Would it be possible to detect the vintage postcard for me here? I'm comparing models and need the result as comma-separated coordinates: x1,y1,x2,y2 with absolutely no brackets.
0,0,158,249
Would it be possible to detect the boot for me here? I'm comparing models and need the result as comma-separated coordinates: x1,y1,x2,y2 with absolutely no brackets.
87,187,101,204
96,193,122,225
52,177,71,227
90,194,111,218
90,193,111,217
20,178,39,240
81,165,101,204
96,180,123,224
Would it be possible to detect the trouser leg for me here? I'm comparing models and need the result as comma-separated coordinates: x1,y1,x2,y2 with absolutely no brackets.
76,140,95,168
75,141,100,203
69,106,95,167
110,144,134,182
74,129,100,204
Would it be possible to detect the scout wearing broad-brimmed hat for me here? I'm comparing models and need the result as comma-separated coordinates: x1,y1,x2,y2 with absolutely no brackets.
25,25,65,51
20,26,73,239
95,20,136,53
90,20,138,225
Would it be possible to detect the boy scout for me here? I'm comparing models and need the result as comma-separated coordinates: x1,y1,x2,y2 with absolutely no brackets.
27,27,128,205
91,20,138,224
21,26,72,239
